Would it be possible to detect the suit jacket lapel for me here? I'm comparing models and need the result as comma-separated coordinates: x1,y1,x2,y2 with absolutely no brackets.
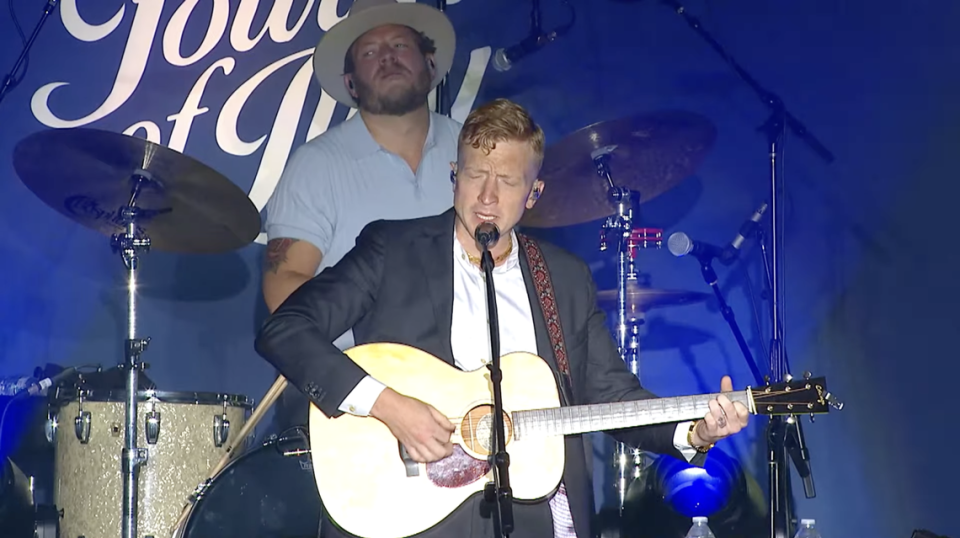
416,209,456,366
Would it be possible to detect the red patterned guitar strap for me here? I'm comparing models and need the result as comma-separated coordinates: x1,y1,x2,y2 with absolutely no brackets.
516,233,572,389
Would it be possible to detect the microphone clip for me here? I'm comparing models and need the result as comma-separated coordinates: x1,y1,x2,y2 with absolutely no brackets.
474,223,501,272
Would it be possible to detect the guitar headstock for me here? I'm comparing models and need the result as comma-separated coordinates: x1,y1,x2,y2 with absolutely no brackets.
751,374,842,416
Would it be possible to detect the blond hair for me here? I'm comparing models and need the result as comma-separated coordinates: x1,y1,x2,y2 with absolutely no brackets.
458,98,545,170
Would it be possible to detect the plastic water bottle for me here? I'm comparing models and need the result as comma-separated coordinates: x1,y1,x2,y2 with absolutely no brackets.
794,519,822,538
684,517,716,538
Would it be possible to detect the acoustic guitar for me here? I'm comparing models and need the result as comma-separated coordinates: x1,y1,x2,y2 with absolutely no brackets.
308,343,833,538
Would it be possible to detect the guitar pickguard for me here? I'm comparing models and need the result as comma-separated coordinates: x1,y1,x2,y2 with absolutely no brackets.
426,445,490,488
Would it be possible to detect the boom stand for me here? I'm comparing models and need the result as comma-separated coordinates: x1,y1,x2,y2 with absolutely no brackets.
479,238,514,537
112,171,154,538
657,2,835,537
0,0,60,106
595,149,645,511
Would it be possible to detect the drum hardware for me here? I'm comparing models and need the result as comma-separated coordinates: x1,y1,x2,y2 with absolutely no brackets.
213,405,230,447
596,151,656,513
74,405,91,443
12,127,261,538
145,406,160,445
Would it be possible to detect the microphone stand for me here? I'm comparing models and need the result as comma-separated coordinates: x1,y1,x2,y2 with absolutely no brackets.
434,0,449,116
657,2,833,537
480,241,514,537
0,0,60,107
695,253,764,387
756,225,817,495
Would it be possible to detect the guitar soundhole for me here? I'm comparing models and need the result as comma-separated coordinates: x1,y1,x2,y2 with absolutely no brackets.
426,445,490,488
460,404,513,456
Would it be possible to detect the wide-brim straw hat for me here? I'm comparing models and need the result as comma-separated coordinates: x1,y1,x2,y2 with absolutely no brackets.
312,0,456,107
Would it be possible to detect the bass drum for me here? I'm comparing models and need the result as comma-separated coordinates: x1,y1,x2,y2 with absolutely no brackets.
181,427,323,538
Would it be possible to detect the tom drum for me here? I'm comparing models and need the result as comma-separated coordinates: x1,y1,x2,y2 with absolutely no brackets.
51,389,252,538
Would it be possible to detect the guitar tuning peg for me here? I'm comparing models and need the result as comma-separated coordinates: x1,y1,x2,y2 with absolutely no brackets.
809,413,816,423
784,373,794,382
825,392,844,411
786,415,796,425
803,371,812,380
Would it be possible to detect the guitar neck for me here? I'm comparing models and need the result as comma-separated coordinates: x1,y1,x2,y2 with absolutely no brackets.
512,390,754,438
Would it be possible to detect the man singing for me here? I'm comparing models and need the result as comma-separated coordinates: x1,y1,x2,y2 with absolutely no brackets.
255,98,750,538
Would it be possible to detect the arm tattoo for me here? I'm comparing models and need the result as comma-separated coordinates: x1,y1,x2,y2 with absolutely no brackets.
264,238,300,274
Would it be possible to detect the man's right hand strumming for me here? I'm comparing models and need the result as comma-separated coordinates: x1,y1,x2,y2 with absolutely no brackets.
370,388,455,463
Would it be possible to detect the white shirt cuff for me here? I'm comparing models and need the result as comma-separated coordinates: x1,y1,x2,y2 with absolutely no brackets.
674,421,699,462
337,375,387,416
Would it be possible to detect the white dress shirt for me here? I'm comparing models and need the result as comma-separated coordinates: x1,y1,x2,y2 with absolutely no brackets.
337,230,699,536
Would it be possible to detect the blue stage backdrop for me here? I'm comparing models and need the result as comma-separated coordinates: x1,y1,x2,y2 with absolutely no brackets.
1,1,958,537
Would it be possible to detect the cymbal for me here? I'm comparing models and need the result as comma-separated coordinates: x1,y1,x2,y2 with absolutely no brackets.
596,282,711,317
13,128,260,254
520,110,716,228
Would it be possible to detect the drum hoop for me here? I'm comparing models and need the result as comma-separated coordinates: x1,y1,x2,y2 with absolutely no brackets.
52,388,254,408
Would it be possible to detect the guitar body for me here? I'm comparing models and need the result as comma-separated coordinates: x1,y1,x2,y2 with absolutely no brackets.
309,343,564,538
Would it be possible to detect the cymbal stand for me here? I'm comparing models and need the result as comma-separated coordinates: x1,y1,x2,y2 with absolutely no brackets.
112,170,154,538
595,147,644,512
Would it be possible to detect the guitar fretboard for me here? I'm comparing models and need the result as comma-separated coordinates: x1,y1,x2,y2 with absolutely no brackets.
511,391,752,439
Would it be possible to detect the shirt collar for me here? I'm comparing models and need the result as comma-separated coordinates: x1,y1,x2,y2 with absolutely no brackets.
343,109,438,160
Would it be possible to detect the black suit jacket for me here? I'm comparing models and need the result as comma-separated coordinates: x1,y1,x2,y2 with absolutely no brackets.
255,208,704,538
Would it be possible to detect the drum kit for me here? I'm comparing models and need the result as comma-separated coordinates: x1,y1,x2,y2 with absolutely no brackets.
7,128,319,538
5,104,724,537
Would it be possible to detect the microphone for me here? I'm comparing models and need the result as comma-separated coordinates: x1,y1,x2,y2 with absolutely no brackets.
492,32,559,72
492,0,575,72
16,366,79,398
474,222,501,251
667,232,727,262
725,202,768,260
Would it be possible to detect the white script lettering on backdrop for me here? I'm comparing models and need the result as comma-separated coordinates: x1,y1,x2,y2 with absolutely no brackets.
31,0,490,245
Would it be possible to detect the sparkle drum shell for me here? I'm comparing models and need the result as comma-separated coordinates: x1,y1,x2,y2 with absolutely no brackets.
51,389,252,538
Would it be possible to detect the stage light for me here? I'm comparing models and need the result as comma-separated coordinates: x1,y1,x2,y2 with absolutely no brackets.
599,446,767,538
652,445,739,518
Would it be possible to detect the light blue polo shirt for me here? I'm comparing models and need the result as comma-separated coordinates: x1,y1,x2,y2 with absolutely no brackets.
264,110,462,348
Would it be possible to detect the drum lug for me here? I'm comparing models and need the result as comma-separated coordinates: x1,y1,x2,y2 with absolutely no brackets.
44,412,57,444
74,411,91,444
145,410,161,445
213,414,230,447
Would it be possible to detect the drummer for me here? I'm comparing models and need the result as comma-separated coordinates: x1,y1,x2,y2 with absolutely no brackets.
260,0,463,433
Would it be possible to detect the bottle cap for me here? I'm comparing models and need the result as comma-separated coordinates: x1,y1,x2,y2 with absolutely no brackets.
800,519,816,525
